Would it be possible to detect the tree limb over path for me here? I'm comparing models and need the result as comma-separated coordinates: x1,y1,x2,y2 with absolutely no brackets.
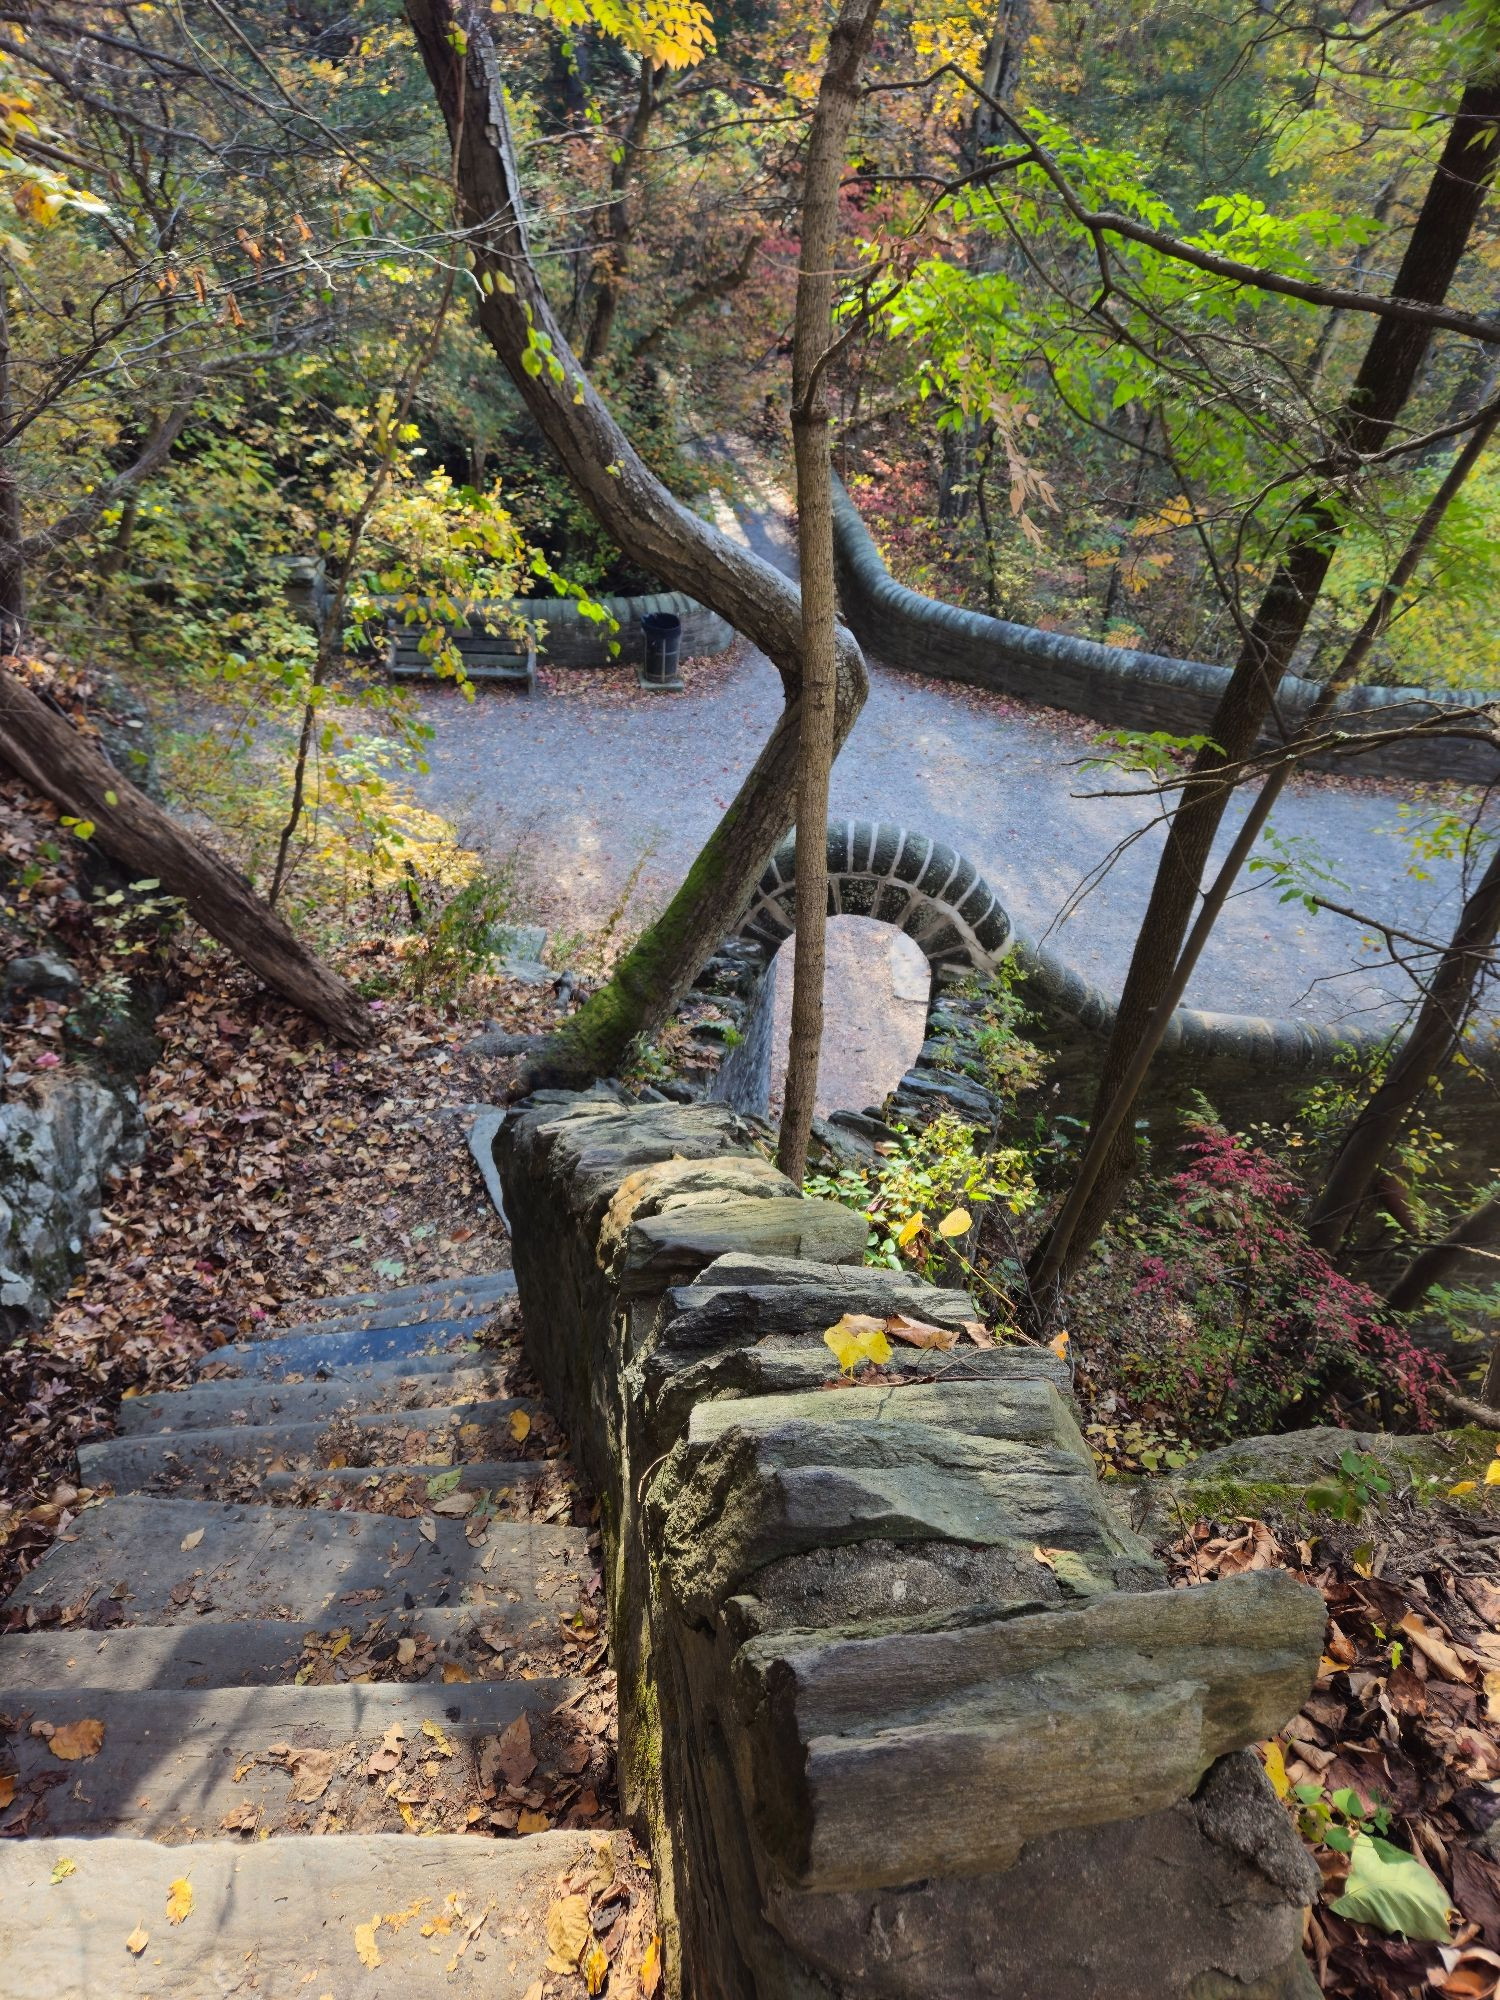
0,663,374,1046
404,0,870,1084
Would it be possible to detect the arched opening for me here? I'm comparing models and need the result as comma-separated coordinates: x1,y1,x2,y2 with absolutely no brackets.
765,917,931,1121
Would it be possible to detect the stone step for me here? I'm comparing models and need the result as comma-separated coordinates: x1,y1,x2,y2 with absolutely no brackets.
199,1316,491,1381
0,1596,589,1692
6,1497,590,1627
116,1359,519,1435
101,1458,556,1519
0,1830,619,1999
0,1678,594,1840
78,1397,544,1490
298,1267,517,1323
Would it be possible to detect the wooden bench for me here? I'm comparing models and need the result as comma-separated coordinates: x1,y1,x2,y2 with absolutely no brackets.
385,609,537,693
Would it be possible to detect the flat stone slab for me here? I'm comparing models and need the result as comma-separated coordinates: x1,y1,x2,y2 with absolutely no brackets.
0,1599,573,1693
299,1268,517,1322
79,1397,541,1489
0,1830,615,1999
6,1498,589,1626
0,1679,580,1839
116,1360,519,1435
200,1317,490,1381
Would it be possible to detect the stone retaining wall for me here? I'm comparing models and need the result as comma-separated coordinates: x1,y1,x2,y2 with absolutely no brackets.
832,478,1499,786
497,1092,1325,1998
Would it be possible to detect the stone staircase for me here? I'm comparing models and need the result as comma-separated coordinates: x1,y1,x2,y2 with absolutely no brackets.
0,1269,633,1998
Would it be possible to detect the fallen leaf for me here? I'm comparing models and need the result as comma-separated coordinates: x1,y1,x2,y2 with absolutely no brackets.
495,1713,536,1787
959,1319,995,1347
509,1409,531,1443
421,1719,453,1757
545,1893,591,1971
1048,1331,1070,1361
125,1924,148,1957
180,1528,204,1552
50,1858,77,1884
48,1718,105,1761
641,1933,662,1997
583,1940,609,1994
823,1315,892,1375
441,1661,471,1683
166,1877,193,1926
884,1313,958,1350
1328,1832,1453,1941
355,1917,382,1968
1399,1612,1473,1685
285,1746,337,1803
517,1806,549,1833
0,1773,14,1810
396,1637,417,1667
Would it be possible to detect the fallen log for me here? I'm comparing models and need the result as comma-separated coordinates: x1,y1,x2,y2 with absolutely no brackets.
0,663,374,1046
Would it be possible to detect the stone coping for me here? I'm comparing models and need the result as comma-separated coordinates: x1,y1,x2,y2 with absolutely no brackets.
831,475,1499,785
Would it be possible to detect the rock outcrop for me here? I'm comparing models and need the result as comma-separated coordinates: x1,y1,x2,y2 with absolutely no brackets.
0,1071,143,1325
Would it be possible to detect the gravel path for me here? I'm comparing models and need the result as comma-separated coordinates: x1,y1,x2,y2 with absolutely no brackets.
411,655,1477,1035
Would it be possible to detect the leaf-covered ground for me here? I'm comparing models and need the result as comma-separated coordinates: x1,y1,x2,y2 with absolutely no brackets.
1173,1502,1500,1998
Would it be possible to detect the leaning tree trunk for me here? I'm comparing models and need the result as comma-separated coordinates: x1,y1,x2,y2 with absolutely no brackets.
1385,1189,1500,1314
776,0,885,1183
1027,74,1500,1297
404,0,869,1086
0,665,373,1045
1307,838,1500,1255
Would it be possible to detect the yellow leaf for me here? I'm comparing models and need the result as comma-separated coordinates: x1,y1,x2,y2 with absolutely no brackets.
441,1662,471,1683
583,1939,609,1994
517,1806,549,1833
823,1315,892,1376
180,1527,204,1552
125,1924,148,1956
1261,1739,1290,1801
1448,1480,1477,1497
1485,1457,1500,1486
50,1858,76,1884
355,1916,383,1968
641,1933,663,1997
1048,1331,1070,1361
937,1207,971,1238
544,1893,590,1970
166,1877,193,1925
48,1717,105,1761
509,1409,531,1443
895,1212,924,1249
421,1719,453,1757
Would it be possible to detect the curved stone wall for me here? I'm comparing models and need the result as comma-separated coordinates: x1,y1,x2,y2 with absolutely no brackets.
697,818,1500,1173
831,477,1499,786
517,586,734,669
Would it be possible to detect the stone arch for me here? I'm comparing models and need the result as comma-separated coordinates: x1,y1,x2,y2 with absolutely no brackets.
732,820,1011,978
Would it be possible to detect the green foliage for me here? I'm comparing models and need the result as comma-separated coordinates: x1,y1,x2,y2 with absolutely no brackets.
805,1113,1038,1278
396,863,523,1004
1328,1833,1454,1941
1303,1448,1394,1523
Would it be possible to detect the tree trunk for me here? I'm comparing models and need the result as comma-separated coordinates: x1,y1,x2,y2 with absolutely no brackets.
583,61,657,369
1026,401,1500,1310
404,0,869,1086
1027,76,1500,1294
776,0,885,1183
1307,837,1500,1254
0,285,25,642
1385,1190,1500,1314
0,664,374,1045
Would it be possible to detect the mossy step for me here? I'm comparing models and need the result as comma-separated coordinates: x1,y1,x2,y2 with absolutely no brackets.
0,1599,576,1693
0,1677,582,1839
116,1360,518,1435
0,1830,618,1998
301,1267,516,1321
5,1497,589,1626
79,1397,542,1489
199,1316,490,1381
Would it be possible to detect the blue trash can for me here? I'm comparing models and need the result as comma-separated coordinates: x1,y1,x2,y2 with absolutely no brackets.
641,611,683,687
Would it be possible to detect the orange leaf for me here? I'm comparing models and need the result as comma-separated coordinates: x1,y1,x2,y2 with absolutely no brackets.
48,1718,105,1761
